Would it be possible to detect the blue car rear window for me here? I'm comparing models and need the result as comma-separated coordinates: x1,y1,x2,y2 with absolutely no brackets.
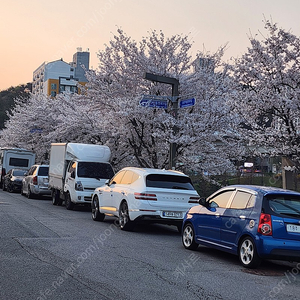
267,195,300,218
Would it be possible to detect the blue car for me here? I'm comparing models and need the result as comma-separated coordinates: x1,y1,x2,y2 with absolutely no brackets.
182,185,300,268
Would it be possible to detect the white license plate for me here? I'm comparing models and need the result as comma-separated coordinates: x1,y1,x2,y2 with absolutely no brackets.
286,224,300,233
162,211,182,218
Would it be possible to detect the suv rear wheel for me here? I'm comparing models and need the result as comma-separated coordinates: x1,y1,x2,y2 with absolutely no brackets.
27,186,34,199
119,201,134,231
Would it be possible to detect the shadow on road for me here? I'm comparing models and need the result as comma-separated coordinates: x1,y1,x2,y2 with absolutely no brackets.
194,245,298,276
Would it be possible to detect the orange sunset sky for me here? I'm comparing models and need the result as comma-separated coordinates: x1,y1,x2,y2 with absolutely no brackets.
1,0,300,91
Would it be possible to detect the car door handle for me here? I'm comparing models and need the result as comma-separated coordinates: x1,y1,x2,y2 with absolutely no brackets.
239,215,246,220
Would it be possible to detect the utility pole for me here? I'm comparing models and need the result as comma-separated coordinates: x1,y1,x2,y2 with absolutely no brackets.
144,72,179,170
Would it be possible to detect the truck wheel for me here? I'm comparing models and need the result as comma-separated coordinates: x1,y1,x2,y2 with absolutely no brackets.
65,193,74,210
91,195,105,221
52,189,60,206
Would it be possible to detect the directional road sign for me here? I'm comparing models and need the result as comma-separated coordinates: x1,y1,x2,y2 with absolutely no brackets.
179,97,196,108
30,128,43,133
139,95,168,109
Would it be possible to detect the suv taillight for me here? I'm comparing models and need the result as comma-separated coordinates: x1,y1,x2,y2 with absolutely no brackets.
189,196,200,203
32,176,38,185
258,213,272,236
134,193,157,201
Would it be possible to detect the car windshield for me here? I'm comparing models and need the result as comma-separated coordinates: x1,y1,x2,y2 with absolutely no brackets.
146,174,194,190
38,167,49,176
77,162,114,179
268,195,300,217
13,170,27,176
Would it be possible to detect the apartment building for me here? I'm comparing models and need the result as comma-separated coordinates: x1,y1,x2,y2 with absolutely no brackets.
32,48,90,96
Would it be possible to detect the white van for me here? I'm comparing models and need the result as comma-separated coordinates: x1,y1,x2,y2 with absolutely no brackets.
0,148,36,188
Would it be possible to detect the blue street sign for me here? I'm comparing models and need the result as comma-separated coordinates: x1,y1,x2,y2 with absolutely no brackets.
139,95,168,109
179,97,196,108
139,98,150,107
148,100,168,108
30,128,43,133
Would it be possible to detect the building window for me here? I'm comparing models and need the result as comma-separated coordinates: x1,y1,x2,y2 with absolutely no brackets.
51,91,57,97
51,83,57,90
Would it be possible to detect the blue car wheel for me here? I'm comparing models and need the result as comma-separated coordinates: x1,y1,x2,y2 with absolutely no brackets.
239,236,261,268
182,223,198,250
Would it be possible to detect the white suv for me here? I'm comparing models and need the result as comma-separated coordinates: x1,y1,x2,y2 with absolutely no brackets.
21,164,51,198
91,167,200,231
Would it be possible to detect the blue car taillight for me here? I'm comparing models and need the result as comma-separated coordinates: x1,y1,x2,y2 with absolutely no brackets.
258,213,272,236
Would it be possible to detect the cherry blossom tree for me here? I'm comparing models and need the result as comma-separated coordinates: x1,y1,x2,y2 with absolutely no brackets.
0,94,56,162
85,29,243,173
230,20,300,163
0,92,112,163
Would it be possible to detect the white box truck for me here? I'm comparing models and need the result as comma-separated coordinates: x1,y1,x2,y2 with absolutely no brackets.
0,148,36,188
48,143,114,210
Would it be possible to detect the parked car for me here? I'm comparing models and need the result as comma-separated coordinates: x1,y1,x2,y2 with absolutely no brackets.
21,164,51,198
182,185,300,268
91,167,200,231
2,169,27,193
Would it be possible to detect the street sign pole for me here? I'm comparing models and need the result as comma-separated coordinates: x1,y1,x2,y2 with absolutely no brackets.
144,73,179,170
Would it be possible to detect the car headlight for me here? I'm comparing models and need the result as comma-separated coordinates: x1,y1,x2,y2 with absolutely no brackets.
75,181,84,191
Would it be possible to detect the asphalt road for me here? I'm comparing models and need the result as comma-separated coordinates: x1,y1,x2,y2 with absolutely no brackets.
0,189,300,300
